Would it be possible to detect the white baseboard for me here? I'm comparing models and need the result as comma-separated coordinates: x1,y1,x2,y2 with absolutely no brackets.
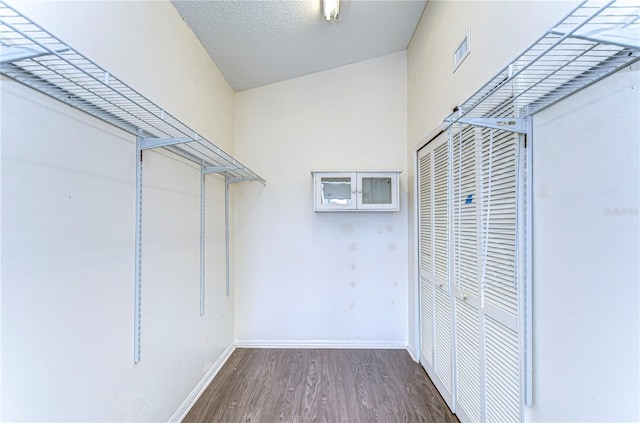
407,344,418,362
169,343,235,423
234,339,407,349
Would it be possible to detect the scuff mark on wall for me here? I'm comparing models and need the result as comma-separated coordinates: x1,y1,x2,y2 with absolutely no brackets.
341,223,356,234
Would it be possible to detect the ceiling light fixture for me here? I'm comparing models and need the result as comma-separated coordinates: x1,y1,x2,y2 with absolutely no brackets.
323,0,340,21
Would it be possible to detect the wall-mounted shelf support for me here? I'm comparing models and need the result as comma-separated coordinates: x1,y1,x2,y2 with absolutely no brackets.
134,133,144,364
0,1,265,364
203,166,240,175
198,167,244,316
139,137,194,150
200,169,207,317
549,27,640,50
457,117,527,134
225,179,231,297
0,45,69,63
217,176,251,298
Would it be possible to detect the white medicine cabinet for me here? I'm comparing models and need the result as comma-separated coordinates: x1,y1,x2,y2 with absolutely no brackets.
312,171,400,212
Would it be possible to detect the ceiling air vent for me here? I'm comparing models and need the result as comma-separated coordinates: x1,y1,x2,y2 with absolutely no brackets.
454,29,471,72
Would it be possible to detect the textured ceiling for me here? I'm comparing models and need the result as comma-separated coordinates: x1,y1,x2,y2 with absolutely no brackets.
171,0,427,92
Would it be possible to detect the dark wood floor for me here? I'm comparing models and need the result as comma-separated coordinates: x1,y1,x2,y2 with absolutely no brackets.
183,348,458,423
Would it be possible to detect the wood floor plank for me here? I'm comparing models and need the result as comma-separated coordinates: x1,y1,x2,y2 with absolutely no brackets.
183,348,458,423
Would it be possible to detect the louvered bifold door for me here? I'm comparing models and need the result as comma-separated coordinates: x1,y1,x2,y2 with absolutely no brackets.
479,127,521,423
418,133,453,408
419,125,523,422
418,144,434,370
452,124,482,423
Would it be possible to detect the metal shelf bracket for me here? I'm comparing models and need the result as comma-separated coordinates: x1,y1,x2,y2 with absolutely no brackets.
456,117,528,134
139,137,194,150
0,44,69,64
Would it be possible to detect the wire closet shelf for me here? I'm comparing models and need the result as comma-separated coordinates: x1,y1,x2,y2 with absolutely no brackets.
446,0,640,125
0,1,264,184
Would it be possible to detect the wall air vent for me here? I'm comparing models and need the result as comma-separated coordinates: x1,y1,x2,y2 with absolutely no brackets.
454,29,471,72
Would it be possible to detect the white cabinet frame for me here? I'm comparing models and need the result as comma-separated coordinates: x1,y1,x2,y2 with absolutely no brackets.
313,171,400,212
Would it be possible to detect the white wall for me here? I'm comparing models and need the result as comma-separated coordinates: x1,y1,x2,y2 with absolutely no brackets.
234,52,408,347
528,63,639,422
1,1,236,421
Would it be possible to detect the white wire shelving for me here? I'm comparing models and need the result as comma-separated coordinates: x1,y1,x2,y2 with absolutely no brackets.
446,0,640,128
0,2,264,183
0,1,265,364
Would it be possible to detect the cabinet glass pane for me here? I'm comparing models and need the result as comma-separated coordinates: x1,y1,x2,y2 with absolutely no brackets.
321,177,352,205
362,177,392,205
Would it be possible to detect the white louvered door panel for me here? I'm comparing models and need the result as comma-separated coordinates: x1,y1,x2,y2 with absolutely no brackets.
418,147,434,368
485,316,520,423
452,124,483,423
419,149,433,276
420,276,434,367
453,125,480,300
432,136,453,405
418,134,453,408
434,287,453,398
455,299,482,423
433,140,449,289
480,128,519,319
479,127,521,422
